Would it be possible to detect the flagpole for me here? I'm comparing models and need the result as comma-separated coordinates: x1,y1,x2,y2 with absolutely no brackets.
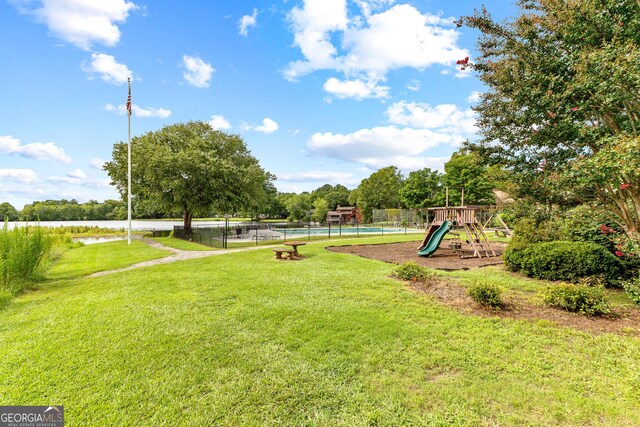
127,77,132,245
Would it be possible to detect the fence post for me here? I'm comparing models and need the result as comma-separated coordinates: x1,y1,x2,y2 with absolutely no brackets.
255,228,258,246
381,224,384,236
328,223,331,240
283,228,287,242
307,224,310,241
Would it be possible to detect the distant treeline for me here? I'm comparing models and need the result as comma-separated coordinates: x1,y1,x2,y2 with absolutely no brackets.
0,199,182,221
1,199,128,221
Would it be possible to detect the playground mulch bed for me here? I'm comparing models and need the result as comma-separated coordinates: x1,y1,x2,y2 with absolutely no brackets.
409,278,640,338
327,240,506,270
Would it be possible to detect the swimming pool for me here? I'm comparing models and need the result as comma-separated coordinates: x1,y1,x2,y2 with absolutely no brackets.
275,227,404,235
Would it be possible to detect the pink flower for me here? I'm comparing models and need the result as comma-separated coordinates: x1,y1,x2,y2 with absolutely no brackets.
615,250,624,257
600,224,614,235
620,183,630,190
571,107,579,112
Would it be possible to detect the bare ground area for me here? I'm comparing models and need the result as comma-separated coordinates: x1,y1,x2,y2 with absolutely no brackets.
328,240,640,337
327,240,506,270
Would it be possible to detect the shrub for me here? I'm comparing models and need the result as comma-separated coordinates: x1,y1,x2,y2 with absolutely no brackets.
503,241,623,285
560,205,620,250
468,281,504,309
392,262,434,282
542,283,610,316
0,223,54,294
622,277,640,306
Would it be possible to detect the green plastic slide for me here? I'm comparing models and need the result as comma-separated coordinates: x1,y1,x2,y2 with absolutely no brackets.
417,221,451,257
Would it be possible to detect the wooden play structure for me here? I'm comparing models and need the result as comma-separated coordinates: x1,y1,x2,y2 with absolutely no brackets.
418,205,499,259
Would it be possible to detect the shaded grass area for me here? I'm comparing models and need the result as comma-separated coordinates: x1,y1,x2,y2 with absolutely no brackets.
46,240,170,279
1,241,639,425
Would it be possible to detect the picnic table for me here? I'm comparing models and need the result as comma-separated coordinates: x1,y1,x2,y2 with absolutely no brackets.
283,241,306,257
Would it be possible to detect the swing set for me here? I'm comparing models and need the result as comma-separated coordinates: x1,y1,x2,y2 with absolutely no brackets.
417,187,509,259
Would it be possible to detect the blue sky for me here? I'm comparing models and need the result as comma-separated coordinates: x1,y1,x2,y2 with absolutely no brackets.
0,0,517,209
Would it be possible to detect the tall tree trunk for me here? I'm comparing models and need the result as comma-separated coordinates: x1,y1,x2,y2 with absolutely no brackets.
183,208,193,236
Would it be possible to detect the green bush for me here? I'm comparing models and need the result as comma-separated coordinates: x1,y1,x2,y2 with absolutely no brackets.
392,262,434,282
622,277,640,306
468,281,504,309
503,241,623,285
542,283,610,316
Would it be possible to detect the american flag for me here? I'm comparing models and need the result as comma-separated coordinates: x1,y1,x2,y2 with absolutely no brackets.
126,84,131,116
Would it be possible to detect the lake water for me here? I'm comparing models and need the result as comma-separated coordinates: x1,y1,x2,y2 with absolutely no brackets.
6,220,233,231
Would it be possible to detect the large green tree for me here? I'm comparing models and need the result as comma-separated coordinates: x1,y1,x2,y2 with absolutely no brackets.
399,168,443,208
442,150,496,206
462,0,640,239
104,121,272,231
311,184,350,209
354,166,404,222
0,202,19,221
283,192,312,221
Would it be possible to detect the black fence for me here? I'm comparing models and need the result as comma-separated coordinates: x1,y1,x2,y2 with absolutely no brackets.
173,222,416,249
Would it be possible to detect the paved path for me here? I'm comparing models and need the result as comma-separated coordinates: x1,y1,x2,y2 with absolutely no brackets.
89,238,280,277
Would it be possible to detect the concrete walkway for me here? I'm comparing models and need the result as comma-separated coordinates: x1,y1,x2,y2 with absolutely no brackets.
88,237,280,277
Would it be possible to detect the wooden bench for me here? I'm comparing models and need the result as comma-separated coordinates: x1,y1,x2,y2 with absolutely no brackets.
273,248,296,260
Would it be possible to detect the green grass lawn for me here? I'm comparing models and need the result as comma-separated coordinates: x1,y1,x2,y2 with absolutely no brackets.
1,238,640,425
46,240,171,279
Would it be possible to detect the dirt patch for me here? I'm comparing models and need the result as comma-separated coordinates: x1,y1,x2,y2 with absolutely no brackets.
327,240,506,270
410,278,640,338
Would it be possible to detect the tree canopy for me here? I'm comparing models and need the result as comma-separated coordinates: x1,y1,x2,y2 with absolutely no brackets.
462,0,640,238
399,168,442,208
353,166,404,222
104,121,272,230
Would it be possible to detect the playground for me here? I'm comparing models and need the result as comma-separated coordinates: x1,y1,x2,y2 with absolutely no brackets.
327,240,505,270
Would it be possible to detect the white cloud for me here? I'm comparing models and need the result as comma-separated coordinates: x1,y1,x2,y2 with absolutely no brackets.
254,118,279,134
89,158,106,169
386,101,477,135
284,0,348,81
105,103,171,118
47,174,110,188
239,8,258,36
406,79,420,91
309,126,449,155
0,135,72,163
67,168,86,179
468,91,481,103
0,168,39,184
354,0,396,18
10,0,137,50
284,2,468,96
307,125,456,169
182,55,214,88
276,171,358,185
323,77,389,99
82,53,132,85
209,115,231,130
